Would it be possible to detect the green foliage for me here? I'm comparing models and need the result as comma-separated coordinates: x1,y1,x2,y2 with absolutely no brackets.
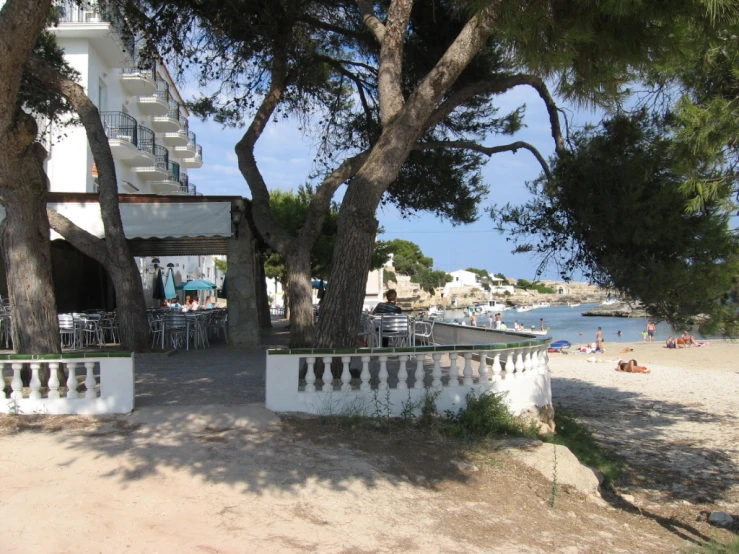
686,537,739,554
445,391,538,439
213,258,227,274
382,270,396,286
415,269,452,296
543,410,623,490
516,279,555,294
20,29,79,125
494,112,739,334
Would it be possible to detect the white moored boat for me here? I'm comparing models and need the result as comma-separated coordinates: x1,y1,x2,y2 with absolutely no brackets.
567,302,581,308
515,305,534,312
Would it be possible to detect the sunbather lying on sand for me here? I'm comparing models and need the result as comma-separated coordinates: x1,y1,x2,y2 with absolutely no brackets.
616,359,651,374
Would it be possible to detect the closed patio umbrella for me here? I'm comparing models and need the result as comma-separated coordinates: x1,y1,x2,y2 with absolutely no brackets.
163,268,177,300
152,269,166,300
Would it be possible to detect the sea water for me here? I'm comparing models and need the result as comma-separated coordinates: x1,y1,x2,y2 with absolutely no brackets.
442,304,684,345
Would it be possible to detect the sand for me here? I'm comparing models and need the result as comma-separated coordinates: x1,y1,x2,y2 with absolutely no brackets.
548,339,739,506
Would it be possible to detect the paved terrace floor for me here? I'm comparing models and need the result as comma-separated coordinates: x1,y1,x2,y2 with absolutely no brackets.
133,320,291,408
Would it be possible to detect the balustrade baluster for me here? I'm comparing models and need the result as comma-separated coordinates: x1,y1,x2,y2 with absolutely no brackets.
448,352,460,387
515,350,525,377
478,352,489,383
504,351,515,380
378,355,389,390
29,363,42,400
321,356,333,392
492,353,502,382
66,362,79,399
524,350,533,373
397,355,408,390
462,352,473,386
305,357,316,392
11,363,23,401
47,362,61,400
0,363,5,400
360,356,371,391
540,348,550,374
340,356,352,392
84,362,97,399
413,353,425,389
431,353,442,389
530,350,539,378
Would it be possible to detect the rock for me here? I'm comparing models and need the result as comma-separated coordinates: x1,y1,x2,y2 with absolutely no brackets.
450,460,479,473
708,511,734,526
621,494,636,503
502,443,601,496
646,411,661,418
493,437,543,449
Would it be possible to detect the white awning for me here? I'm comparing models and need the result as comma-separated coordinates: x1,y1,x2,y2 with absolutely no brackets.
0,198,234,240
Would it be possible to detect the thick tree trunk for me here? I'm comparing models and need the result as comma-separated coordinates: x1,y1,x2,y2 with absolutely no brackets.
285,248,315,348
106,259,149,351
0,123,60,354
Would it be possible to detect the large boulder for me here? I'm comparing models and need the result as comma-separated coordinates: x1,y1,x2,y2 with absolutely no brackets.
494,438,601,496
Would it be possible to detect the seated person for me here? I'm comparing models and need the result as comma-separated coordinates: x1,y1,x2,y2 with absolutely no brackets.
680,330,697,346
665,336,676,349
616,359,651,374
191,298,200,310
372,289,402,315
204,296,215,309
169,297,181,308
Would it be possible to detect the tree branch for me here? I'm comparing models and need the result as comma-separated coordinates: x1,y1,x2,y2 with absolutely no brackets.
299,14,369,44
356,0,386,43
234,45,294,252
377,0,413,125
316,56,376,135
25,55,131,257
46,208,108,263
425,74,565,155
0,0,52,136
415,139,552,180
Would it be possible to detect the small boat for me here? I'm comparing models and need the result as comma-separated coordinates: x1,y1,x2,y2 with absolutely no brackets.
600,299,618,306
515,305,533,312
567,302,581,308
535,301,551,308
526,328,549,335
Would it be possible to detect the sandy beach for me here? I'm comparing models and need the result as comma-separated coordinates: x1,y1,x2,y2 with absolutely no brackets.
548,339,739,507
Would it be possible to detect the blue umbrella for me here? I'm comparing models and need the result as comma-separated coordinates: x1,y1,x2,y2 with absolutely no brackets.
163,268,176,300
175,279,217,291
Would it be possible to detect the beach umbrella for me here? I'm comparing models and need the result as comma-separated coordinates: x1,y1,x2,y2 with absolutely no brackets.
163,267,176,300
220,274,228,299
175,279,217,291
317,279,326,300
152,269,166,300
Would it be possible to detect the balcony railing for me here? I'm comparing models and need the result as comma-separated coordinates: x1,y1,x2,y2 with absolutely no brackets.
179,174,189,189
138,125,155,155
167,99,180,121
101,111,138,145
187,130,196,147
122,65,157,81
195,144,203,161
154,80,169,103
168,161,181,182
56,1,135,57
153,144,169,171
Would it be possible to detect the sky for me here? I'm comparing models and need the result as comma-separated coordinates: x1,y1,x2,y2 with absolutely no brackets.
186,86,601,281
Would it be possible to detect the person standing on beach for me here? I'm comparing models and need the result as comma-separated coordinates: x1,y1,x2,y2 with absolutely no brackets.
646,320,656,342
641,328,648,342
596,326,604,351
540,318,545,330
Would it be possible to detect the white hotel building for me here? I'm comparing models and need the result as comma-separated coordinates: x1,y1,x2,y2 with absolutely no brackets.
10,1,234,310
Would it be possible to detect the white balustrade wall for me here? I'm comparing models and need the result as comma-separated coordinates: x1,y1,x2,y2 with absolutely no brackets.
0,355,135,415
266,341,552,417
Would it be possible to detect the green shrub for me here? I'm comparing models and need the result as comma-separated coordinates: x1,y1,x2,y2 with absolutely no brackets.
446,391,538,439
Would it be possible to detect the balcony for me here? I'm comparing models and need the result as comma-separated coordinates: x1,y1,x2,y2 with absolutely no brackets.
133,144,169,181
126,125,156,167
137,81,169,117
53,1,135,63
180,144,203,169
101,111,139,161
121,66,157,96
173,130,197,158
151,161,181,195
151,97,182,133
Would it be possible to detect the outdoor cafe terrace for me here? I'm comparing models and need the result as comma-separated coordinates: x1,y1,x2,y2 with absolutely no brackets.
0,314,553,420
